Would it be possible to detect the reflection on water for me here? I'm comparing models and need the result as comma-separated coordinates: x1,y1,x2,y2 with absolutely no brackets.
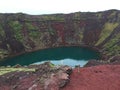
33,58,88,67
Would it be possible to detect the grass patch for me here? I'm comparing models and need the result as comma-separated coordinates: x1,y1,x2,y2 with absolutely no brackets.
96,22,119,46
105,45,120,56
103,33,120,56
96,13,102,18
9,21,23,41
108,11,117,18
0,67,35,75
49,63,55,68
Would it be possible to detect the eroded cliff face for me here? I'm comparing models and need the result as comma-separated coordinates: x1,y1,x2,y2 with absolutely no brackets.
0,9,120,59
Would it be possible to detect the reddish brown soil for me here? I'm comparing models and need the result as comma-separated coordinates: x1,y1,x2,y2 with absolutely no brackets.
0,64,120,90
61,65,120,90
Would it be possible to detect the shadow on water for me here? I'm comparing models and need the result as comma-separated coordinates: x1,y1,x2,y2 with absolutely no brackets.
0,46,100,67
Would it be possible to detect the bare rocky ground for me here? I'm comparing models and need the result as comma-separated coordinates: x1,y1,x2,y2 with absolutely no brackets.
0,62,72,90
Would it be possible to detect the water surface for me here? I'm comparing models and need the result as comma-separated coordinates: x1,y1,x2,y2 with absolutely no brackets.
0,46,100,67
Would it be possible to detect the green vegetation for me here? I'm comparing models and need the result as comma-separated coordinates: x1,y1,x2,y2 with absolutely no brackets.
9,21,23,41
48,27,56,35
103,33,120,55
25,22,40,38
26,22,38,30
74,12,81,19
108,11,117,18
79,28,84,41
0,25,9,58
96,22,119,46
104,45,120,56
0,49,9,59
0,25,5,37
0,67,35,75
49,62,55,68
79,32,83,40
96,13,102,18
41,14,64,21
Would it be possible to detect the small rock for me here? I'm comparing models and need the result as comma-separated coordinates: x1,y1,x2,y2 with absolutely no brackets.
44,74,59,90
58,71,69,87
28,84,37,90
13,64,21,68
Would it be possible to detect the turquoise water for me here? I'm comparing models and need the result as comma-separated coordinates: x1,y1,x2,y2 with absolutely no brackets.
0,46,100,67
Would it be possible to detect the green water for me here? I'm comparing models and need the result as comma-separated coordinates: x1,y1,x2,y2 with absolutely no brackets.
0,46,100,67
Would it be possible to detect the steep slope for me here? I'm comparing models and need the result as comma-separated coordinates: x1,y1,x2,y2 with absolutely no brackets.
0,9,120,60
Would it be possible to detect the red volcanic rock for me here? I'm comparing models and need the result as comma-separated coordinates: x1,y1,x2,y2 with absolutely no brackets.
0,63,72,90
44,73,59,90
52,22,65,44
61,65,120,90
44,66,71,90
